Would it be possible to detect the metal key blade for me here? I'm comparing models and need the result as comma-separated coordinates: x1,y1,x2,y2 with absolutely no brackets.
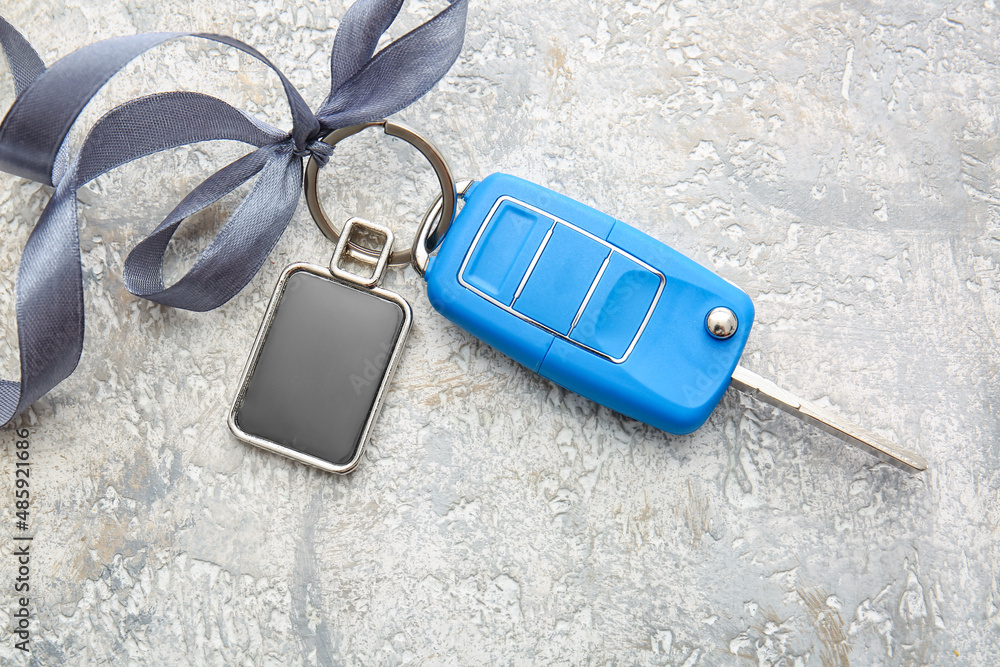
730,366,927,473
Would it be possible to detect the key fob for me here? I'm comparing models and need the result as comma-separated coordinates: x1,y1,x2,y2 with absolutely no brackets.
424,173,754,434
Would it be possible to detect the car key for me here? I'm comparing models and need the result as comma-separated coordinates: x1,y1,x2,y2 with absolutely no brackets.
418,173,927,473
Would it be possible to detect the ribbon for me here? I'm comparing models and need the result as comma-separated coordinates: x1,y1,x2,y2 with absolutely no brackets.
0,0,468,426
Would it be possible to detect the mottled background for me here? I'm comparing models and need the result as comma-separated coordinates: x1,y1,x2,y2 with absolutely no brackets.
1,0,998,664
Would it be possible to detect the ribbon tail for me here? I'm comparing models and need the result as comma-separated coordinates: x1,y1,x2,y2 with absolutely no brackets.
0,180,83,426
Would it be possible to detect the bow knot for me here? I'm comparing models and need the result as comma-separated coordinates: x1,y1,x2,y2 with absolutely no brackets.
294,137,335,168
0,0,468,426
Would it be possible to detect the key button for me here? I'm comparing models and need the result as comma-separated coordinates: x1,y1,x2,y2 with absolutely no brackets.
569,252,662,360
461,199,552,305
512,224,609,334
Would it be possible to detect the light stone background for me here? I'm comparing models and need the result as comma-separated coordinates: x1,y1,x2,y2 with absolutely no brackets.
0,0,998,664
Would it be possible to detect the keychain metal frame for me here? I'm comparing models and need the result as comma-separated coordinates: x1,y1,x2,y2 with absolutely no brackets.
304,120,457,267
228,218,412,475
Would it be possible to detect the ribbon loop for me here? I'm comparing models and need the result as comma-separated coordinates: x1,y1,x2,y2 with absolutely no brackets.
123,141,302,311
0,17,45,96
0,30,318,185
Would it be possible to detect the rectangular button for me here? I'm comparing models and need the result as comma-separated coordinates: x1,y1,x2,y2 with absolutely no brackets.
461,198,552,305
513,224,609,334
569,252,662,360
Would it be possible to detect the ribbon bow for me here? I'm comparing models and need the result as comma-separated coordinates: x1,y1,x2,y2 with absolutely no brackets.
0,0,468,427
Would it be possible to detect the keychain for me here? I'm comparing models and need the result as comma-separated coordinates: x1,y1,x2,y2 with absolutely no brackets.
227,121,456,473
0,2,467,434
227,218,412,474
230,121,929,475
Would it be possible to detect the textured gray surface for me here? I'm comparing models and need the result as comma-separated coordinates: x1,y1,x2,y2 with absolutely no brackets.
1,0,999,664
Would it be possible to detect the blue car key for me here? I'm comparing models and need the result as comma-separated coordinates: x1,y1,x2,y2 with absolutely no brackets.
304,123,927,474
423,173,752,435
414,174,927,473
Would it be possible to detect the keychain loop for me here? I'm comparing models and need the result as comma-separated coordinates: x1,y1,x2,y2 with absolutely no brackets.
304,120,456,267
412,178,475,276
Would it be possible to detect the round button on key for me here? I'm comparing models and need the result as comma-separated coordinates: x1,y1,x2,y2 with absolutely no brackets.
705,307,738,339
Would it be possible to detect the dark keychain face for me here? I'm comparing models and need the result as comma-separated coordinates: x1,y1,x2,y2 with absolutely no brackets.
229,257,411,474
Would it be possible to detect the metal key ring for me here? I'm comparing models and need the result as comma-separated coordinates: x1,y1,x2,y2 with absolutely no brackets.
412,178,475,276
304,120,456,267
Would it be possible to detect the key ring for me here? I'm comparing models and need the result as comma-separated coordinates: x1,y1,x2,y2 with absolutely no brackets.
412,178,475,276
304,120,457,267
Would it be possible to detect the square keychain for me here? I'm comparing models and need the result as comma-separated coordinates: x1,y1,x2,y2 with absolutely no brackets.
229,217,411,474
230,121,453,475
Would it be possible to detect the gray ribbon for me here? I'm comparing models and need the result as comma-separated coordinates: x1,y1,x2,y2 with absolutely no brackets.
0,0,468,426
